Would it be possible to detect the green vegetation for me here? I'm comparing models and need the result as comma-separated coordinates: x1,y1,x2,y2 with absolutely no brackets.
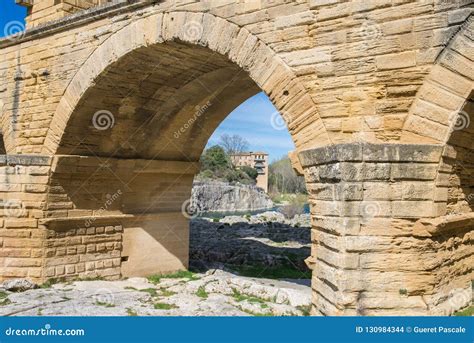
139,288,158,297
232,265,311,280
232,289,267,304
296,305,311,316
269,156,306,194
154,302,178,310
41,276,104,289
196,286,209,299
40,277,66,288
268,156,308,218
197,145,258,185
454,305,474,316
399,288,408,295
0,291,11,306
147,270,200,284
159,289,177,297
126,308,138,316
237,305,273,317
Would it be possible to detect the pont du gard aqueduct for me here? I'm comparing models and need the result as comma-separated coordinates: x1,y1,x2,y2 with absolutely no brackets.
0,0,472,316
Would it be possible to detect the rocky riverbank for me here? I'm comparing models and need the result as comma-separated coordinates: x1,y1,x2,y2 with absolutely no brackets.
191,181,274,212
190,212,311,279
0,270,311,316
0,212,313,316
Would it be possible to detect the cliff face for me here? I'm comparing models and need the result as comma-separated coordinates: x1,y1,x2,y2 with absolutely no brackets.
191,181,273,213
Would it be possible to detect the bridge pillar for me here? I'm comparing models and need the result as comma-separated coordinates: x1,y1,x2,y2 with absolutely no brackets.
300,143,472,316
0,148,471,315
0,154,198,283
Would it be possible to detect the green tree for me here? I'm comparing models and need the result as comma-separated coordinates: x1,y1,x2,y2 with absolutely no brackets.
241,166,258,181
200,145,230,172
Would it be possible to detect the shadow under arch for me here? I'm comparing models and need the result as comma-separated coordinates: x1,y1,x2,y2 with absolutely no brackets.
43,11,329,157
441,91,474,215
42,12,321,285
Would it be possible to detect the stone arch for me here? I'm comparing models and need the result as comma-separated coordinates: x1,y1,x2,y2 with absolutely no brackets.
401,15,473,144
42,11,330,156
39,11,327,291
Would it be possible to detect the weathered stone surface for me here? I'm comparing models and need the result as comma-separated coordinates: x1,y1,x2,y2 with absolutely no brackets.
191,181,273,213
0,0,472,317
1,278,38,292
0,271,311,317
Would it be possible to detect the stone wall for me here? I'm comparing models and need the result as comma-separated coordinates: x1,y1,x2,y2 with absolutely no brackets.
300,143,472,315
0,0,472,315
0,155,51,282
0,1,471,155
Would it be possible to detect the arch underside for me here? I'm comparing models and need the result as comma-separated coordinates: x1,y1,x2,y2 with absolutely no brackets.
58,41,259,161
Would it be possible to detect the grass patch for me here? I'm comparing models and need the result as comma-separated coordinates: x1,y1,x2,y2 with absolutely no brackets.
296,305,311,316
40,276,103,289
454,305,474,316
126,308,138,316
232,265,311,280
154,302,178,310
124,286,137,291
40,277,66,289
139,288,158,297
95,301,115,308
196,286,208,299
160,289,176,297
237,305,273,317
232,288,267,304
0,291,11,306
147,270,200,284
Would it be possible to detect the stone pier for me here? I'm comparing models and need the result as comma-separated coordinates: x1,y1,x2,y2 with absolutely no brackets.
0,0,472,315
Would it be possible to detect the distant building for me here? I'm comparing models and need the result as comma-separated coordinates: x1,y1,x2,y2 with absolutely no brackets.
230,152,269,192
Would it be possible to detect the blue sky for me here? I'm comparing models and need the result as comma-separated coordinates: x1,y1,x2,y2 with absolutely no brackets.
0,1,295,162
0,1,26,36
207,93,295,161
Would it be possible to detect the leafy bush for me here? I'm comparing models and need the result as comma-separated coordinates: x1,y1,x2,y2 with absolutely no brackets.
197,145,258,185
240,166,258,180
